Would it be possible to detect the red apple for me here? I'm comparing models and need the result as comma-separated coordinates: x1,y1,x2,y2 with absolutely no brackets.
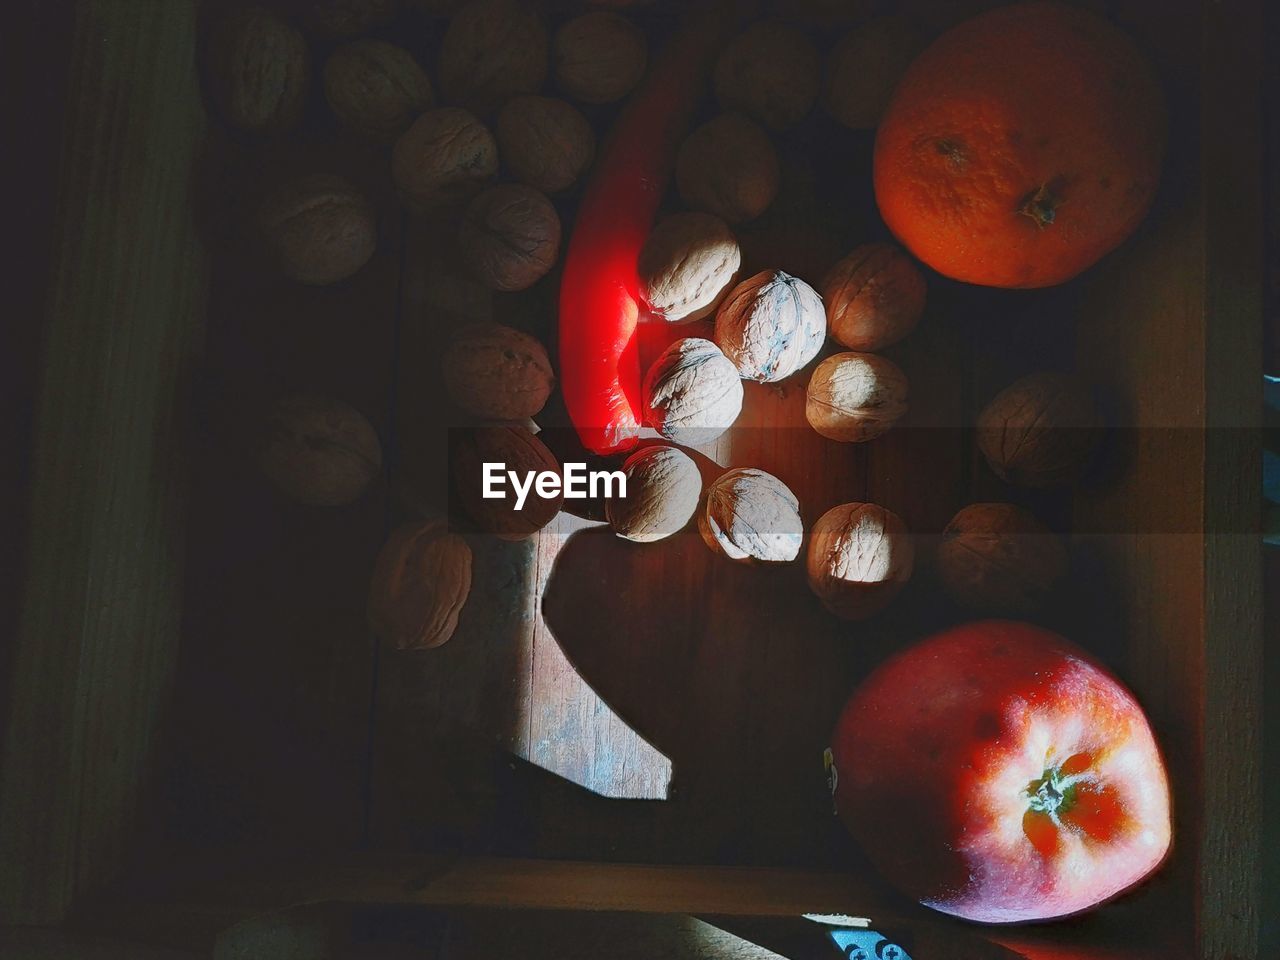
828,620,1171,923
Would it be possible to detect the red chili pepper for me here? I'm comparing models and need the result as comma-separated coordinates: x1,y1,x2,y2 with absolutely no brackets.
558,3,740,456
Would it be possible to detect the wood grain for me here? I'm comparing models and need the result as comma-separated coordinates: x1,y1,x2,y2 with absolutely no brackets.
1197,0,1264,955
0,0,208,924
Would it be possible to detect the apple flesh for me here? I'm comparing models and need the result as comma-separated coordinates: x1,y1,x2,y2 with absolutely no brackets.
829,620,1171,923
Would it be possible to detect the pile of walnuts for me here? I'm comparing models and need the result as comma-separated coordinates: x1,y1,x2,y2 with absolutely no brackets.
205,2,1096,648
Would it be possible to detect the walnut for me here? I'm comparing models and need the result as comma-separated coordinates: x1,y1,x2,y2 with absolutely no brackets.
713,21,821,131
714,269,825,382
605,445,702,543
392,107,498,211
257,174,377,285
638,212,741,323
825,16,925,130
205,6,310,133
936,503,1068,615
368,519,472,650
677,113,779,224
438,0,548,115
323,39,433,140
495,95,596,194
442,322,555,420
821,242,925,351
699,468,802,563
306,0,400,37
451,424,562,539
642,337,743,447
261,395,382,506
458,183,562,291
806,502,913,620
806,352,908,443
553,12,647,104
977,372,1101,487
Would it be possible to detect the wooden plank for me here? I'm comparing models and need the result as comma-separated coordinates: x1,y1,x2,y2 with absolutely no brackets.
1070,2,1263,957
0,0,76,763
0,927,197,960
0,0,208,924
181,856,899,919
1197,0,1264,956
443,912,791,960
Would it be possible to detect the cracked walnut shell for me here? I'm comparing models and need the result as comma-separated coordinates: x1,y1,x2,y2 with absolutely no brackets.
368,519,472,650
714,269,825,383
442,323,555,420
458,184,562,291
392,107,498,212
257,174,377,285
205,6,310,134
606,445,702,543
807,501,914,620
977,372,1100,487
451,425,563,539
323,39,434,140
937,502,1067,615
806,352,908,443
713,20,821,131
554,11,647,104
638,212,741,324
642,337,743,447
261,395,382,506
495,96,596,194
821,242,925,352
700,468,802,563
677,113,779,224
439,0,548,114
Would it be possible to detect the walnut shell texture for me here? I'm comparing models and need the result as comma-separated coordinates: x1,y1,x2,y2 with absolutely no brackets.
825,15,925,130
442,322,555,420
714,269,825,382
700,468,802,563
806,501,914,620
307,0,400,37
458,183,562,291
206,6,310,133
323,39,434,139
977,372,1101,487
713,20,821,131
806,352,909,442
606,445,702,543
638,212,741,323
677,113,779,224
821,242,926,351
642,337,743,447
451,425,563,539
368,519,472,650
258,174,377,285
554,11,648,104
439,0,548,114
392,107,498,211
937,503,1067,615
495,95,596,194
261,395,382,506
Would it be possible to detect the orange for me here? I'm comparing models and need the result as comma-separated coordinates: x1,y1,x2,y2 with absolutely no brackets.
873,2,1166,288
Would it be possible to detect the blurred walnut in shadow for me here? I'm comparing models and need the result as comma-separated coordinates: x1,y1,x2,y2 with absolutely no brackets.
205,6,310,134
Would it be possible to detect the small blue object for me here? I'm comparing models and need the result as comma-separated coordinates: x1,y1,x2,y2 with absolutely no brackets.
829,928,913,960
